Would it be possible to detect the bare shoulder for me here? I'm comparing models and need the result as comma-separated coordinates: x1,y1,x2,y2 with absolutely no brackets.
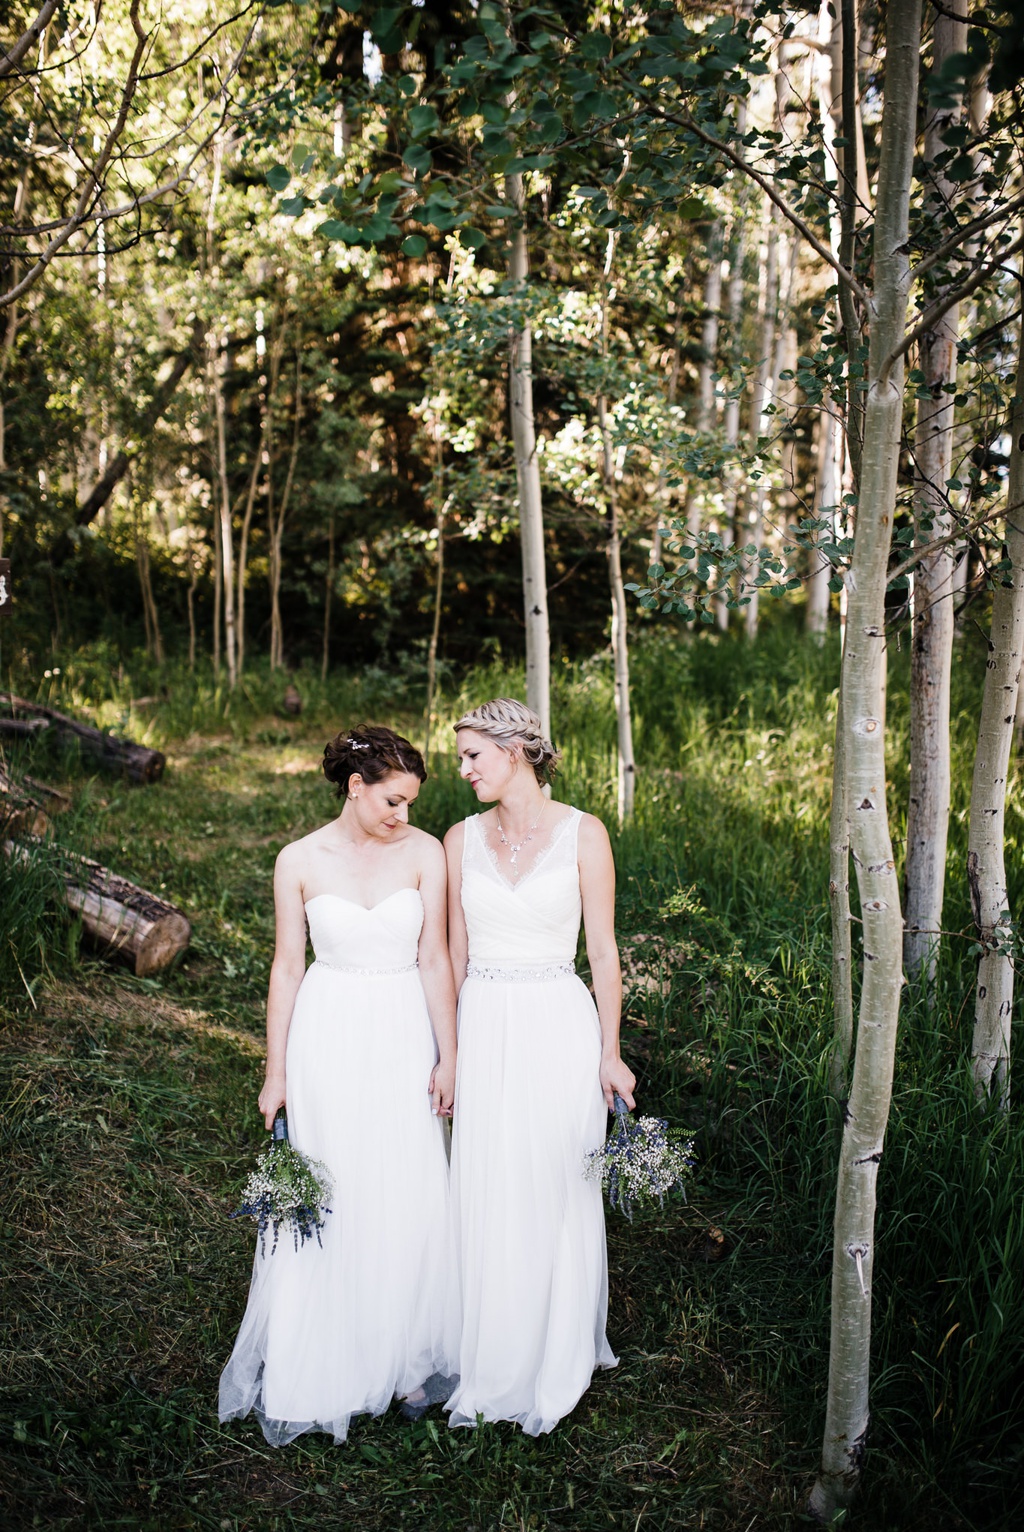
404,824,445,868
276,822,332,866
577,810,612,853
443,818,467,855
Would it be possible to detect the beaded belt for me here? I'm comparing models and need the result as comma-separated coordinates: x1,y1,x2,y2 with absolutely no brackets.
312,958,419,977
466,960,576,983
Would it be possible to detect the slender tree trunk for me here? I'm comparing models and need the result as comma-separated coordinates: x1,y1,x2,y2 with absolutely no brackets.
808,405,839,640
717,202,747,630
599,233,636,823
322,511,335,684
505,171,551,735
423,494,451,770
810,0,921,1515
186,549,198,672
903,3,968,992
211,436,222,676
744,63,786,639
236,451,260,676
269,353,302,672
829,680,854,1095
208,335,237,688
135,517,164,666
968,304,1024,1109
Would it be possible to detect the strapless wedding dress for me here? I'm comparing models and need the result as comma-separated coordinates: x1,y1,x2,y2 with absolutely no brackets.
446,808,616,1435
219,888,459,1445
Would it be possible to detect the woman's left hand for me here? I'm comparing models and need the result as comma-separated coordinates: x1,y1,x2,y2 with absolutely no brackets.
600,1055,636,1112
429,1057,456,1117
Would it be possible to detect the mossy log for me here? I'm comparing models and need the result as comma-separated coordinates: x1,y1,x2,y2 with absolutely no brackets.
0,694,165,782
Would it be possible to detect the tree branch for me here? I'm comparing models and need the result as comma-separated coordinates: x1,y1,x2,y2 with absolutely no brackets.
0,1,150,312
0,0,59,82
655,107,873,314
72,320,204,531
911,187,1024,286
0,175,193,239
887,499,1022,584
880,231,1024,382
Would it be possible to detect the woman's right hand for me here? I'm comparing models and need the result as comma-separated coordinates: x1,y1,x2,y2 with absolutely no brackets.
258,1072,287,1130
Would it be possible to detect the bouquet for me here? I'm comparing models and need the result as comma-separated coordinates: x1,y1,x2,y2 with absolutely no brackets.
584,1094,694,1221
231,1113,333,1254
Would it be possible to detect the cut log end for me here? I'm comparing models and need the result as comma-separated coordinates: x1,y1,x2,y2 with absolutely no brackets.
136,913,192,976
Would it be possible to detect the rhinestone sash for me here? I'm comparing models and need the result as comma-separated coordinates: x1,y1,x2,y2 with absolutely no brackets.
466,960,576,983
312,958,419,977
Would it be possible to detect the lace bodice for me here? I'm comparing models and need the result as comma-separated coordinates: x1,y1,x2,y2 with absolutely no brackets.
460,808,583,965
304,889,423,970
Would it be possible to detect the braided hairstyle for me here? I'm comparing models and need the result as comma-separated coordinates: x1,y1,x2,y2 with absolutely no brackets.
453,697,560,785
322,724,426,799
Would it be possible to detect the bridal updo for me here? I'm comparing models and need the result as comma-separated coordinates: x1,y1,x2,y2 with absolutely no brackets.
453,697,561,784
322,725,427,799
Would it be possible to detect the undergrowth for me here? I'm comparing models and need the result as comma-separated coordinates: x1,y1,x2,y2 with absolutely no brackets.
1,626,1021,1530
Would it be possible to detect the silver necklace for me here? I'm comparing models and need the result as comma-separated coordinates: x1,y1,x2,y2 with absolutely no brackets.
496,804,545,881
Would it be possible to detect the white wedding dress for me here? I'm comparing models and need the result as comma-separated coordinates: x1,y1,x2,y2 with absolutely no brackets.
446,808,617,1435
219,889,460,1445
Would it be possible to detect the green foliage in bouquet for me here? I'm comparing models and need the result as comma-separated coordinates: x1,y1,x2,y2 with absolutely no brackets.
232,1114,333,1254
585,1095,694,1222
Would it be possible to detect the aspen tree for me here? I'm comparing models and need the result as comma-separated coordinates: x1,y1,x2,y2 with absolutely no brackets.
903,2,968,991
810,0,922,1513
598,230,636,823
505,171,551,738
968,301,1024,1109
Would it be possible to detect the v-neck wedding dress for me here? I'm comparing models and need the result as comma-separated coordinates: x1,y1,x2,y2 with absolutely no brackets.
219,888,460,1445
446,808,617,1435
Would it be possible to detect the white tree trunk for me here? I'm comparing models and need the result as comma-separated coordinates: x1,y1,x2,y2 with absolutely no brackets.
208,335,237,689
717,207,747,630
903,3,967,990
599,234,636,822
968,308,1024,1109
807,406,839,640
506,171,551,736
810,0,921,1514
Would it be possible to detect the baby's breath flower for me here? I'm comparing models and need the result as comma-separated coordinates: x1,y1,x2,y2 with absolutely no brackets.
584,1095,694,1221
231,1117,333,1254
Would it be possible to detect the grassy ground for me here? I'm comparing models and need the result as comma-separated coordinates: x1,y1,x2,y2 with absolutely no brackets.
1,627,1022,1530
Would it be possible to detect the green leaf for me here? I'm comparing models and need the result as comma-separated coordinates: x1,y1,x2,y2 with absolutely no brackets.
579,32,612,60
459,226,486,249
403,144,432,175
317,219,361,242
402,234,428,256
279,196,307,217
265,164,292,192
291,144,312,169
409,103,440,138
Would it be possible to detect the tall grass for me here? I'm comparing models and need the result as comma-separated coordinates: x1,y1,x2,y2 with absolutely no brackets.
1,623,1021,1529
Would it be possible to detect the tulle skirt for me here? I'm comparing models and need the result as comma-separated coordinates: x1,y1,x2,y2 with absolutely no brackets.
219,964,460,1445
446,970,616,1435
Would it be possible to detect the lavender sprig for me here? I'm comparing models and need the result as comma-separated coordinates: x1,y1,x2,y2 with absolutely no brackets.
231,1114,333,1254
584,1093,694,1221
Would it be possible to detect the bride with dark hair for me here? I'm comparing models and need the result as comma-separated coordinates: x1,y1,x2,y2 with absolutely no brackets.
219,725,459,1444
444,698,635,1435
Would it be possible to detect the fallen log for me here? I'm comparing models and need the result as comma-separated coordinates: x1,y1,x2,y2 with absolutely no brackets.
0,717,50,739
0,694,165,782
4,837,191,975
0,766,50,836
23,776,72,813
